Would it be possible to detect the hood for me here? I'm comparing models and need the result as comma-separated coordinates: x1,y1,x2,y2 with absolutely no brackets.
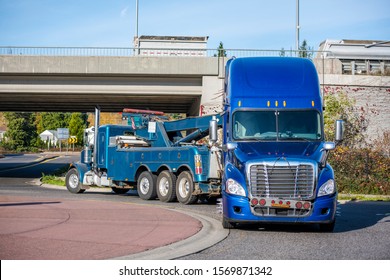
234,141,322,162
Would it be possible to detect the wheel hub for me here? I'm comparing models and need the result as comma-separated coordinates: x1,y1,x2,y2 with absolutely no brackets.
140,178,150,194
159,177,169,196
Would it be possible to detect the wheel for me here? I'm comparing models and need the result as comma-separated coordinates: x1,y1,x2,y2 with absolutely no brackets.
111,187,129,194
65,168,85,194
176,171,198,204
137,171,157,200
319,219,336,232
222,217,235,229
156,171,177,202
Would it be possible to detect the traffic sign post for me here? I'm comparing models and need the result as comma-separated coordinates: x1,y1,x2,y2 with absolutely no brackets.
68,136,77,151
57,128,69,152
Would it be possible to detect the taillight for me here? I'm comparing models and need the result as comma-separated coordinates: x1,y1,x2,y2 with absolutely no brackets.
194,155,202,175
295,202,303,209
303,202,311,209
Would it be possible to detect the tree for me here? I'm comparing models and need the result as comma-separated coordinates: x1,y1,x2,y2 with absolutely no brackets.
3,112,37,151
35,112,71,134
298,39,313,58
323,91,369,148
216,41,227,57
68,113,87,146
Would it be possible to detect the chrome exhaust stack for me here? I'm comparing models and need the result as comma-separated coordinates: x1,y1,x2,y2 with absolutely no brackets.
93,105,100,171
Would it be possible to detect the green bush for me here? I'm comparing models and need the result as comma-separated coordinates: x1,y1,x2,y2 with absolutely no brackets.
328,146,390,195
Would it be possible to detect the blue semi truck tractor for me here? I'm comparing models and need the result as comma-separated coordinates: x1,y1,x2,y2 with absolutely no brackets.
221,57,344,231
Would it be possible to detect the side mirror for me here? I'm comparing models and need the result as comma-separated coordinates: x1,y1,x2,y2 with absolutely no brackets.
323,142,335,151
335,120,344,143
209,116,218,144
222,142,237,152
320,142,336,168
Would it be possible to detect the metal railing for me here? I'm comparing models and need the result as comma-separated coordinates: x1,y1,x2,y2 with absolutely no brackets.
0,46,329,58
2,46,388,75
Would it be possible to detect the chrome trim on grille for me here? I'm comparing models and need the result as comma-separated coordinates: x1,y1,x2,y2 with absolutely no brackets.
246,159,317,200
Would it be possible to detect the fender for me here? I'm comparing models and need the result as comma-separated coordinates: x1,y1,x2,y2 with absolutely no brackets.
69,162,91,184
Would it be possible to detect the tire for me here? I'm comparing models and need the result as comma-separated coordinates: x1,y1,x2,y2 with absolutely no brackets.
111,187,129,194
137,171,157,200
156,171,177,202
65,168,85,194
319,219,336,232
176,171,198,205
222,217,235,229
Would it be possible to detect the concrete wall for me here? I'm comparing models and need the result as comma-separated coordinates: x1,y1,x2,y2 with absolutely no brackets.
0,55,220,76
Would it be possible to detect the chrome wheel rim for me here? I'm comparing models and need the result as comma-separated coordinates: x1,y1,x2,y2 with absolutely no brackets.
178,178,189,198
68,174,79,189
159,177,169,196
140,177,150,194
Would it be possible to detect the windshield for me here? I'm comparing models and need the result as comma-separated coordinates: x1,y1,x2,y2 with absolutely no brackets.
232,110,322,141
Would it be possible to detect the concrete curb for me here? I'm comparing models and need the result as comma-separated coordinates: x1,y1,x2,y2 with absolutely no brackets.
112,209,229,260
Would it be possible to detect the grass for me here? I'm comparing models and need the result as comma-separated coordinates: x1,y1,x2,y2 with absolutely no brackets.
41,174,65,186
338,193,390,202
41,165,69,187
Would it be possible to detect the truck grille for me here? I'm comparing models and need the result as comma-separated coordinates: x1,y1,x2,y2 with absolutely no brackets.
248,163,315,199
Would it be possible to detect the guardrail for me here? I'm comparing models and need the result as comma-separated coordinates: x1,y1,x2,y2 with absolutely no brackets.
3,46,387,75
0,46,329,58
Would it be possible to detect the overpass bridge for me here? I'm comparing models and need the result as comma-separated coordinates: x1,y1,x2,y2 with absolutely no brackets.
0,47,389,118
0,47,228,115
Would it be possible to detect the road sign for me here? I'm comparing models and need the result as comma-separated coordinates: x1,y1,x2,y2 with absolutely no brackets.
57,128,69,140
68,136,77,144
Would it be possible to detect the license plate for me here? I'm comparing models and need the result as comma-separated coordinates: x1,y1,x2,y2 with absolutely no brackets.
271,202,291,208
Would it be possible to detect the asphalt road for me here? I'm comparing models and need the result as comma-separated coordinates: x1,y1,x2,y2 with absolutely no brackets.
0,153,389,260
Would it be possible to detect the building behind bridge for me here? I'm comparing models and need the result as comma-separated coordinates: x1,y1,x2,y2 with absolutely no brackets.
134,35,209,56
318,39,390,75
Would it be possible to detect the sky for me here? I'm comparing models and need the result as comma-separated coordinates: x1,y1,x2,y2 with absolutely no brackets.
0,0,389,51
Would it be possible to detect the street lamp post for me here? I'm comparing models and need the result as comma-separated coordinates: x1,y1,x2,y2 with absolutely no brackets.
296,0,300,51
135,0,139,39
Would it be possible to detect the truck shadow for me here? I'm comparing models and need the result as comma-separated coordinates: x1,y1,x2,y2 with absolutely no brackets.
0,162,68,178
235,200,390,233
332,200,390,233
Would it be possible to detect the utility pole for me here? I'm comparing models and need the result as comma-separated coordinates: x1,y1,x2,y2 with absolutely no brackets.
135,0,139,39
134,0,140,53
296,0,300,51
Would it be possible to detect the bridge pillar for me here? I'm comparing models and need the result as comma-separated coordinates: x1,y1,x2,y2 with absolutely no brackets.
200,76,224,116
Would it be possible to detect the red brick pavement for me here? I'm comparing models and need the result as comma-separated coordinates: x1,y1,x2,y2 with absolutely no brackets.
0,195,201,260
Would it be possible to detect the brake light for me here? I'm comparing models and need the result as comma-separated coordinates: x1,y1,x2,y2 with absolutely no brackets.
194,155,202,175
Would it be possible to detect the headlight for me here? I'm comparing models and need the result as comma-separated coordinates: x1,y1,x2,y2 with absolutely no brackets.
225,178,246,197
318,179,335,197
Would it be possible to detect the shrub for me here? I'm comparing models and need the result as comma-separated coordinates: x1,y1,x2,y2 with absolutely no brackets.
328,146,390,195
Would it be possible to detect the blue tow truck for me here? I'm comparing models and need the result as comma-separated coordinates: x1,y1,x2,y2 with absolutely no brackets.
221,57,344,231
66,108,223,204
65,56,343,231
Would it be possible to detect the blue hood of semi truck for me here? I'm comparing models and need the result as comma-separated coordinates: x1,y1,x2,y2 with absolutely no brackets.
234,141,323,163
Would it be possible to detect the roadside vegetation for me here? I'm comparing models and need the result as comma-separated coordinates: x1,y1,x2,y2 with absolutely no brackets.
324,91,389,196
41,165,69,186
0,112,88,152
